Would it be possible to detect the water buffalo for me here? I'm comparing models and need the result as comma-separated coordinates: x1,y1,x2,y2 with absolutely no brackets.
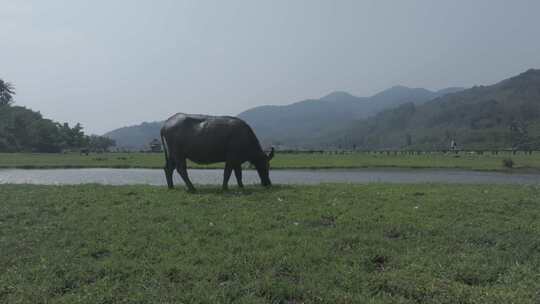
160,113,274,191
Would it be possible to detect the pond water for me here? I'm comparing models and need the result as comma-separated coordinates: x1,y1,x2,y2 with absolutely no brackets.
0,168,539,186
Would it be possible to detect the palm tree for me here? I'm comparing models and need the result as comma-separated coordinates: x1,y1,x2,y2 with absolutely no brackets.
0,79,15,106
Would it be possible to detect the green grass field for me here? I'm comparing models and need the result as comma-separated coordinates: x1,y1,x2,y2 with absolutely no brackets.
2,184,540,303
1,151,540,171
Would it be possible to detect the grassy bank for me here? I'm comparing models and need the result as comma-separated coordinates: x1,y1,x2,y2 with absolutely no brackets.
1,151,540,171
1,184,540,303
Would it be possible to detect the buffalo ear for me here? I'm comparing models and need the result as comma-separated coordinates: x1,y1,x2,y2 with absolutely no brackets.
268,147,275,160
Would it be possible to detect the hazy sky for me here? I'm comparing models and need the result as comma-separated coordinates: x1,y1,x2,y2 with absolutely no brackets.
2,0,540,134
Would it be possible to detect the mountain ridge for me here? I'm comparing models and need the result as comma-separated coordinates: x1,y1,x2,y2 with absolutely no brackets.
318,69,540,150
238,86,464,147
104,85,465,150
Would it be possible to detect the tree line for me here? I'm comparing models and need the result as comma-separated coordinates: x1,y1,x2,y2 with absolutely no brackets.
0,79,115,153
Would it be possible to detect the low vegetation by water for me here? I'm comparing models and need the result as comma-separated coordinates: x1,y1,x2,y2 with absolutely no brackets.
1,184,540,303
1,151,540,171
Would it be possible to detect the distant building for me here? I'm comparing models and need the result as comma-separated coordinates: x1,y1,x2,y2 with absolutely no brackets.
149,138,162,153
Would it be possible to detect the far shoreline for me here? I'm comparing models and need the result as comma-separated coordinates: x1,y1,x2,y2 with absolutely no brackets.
1,151,539,173
1,164,540,174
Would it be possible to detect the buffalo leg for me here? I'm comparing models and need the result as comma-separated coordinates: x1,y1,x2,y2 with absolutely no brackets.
234,165,244,188
176,159,195,192
223,163,233,190
164,159,175,189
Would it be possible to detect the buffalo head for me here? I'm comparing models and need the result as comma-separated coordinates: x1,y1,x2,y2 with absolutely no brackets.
253,147,274,187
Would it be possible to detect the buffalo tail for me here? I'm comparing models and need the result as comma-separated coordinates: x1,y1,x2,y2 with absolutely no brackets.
160,134,169,165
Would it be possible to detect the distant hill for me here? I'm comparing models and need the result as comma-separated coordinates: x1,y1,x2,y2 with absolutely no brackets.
321,69,540,150
238,86,463,147
103,121,162,150
104,86,463,150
